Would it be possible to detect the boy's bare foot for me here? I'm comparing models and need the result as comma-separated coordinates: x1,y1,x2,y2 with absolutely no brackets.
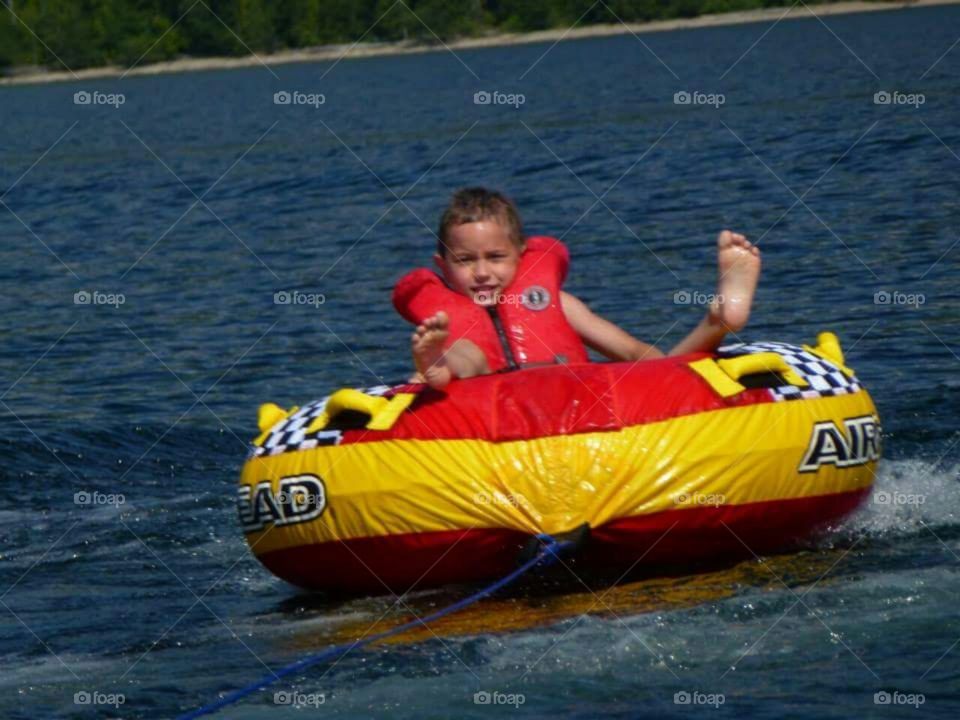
411,311,454,389
712,230,761,333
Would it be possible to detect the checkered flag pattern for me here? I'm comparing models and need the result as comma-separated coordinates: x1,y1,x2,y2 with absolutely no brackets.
717,341,862,402
251,384,397,458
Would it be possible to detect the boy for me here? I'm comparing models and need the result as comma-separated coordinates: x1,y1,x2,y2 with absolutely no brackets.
397,188,760,389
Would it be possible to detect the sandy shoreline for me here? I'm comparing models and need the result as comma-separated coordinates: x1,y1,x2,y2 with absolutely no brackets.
2,0,957,87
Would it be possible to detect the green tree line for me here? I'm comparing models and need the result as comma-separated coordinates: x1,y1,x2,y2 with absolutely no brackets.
0,0,848,71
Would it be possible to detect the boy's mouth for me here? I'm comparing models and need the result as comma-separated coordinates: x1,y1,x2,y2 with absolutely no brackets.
471,285,499,305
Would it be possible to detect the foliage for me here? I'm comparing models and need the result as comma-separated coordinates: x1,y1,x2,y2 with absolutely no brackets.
0,0,840,71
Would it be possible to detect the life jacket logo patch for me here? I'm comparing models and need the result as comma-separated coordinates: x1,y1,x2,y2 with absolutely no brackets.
798,415,881,473
238,474,327,533
522,285,551,311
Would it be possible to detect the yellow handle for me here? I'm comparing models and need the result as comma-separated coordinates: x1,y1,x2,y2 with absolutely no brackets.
257,403,292,433
716,353,808,388
305,389,416,433
252,403,300,446
690,352,808,398
804,331,855,377
318,389,388,427
251,389,417,447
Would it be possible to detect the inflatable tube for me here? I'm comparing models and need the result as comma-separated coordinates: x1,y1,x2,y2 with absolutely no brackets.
238,332,879,593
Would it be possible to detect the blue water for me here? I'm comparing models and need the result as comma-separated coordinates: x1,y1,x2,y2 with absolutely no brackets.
2,4,960,718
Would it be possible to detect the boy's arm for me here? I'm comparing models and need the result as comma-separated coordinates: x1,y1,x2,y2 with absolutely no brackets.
560,291,665,362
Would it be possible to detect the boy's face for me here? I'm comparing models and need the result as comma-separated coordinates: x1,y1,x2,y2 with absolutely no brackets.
435,221,524,307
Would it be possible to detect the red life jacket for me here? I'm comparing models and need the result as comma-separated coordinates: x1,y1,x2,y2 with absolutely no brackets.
392,236,590,372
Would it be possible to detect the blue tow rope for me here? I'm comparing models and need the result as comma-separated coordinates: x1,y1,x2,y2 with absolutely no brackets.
177,535,572,719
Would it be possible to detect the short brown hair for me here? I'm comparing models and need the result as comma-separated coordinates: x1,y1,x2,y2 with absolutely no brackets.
437,187,523,256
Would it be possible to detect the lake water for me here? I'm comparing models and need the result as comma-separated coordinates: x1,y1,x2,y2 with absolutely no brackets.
1,3,959,718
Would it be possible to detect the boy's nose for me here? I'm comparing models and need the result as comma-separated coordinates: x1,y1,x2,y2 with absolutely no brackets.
474,262,490,279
